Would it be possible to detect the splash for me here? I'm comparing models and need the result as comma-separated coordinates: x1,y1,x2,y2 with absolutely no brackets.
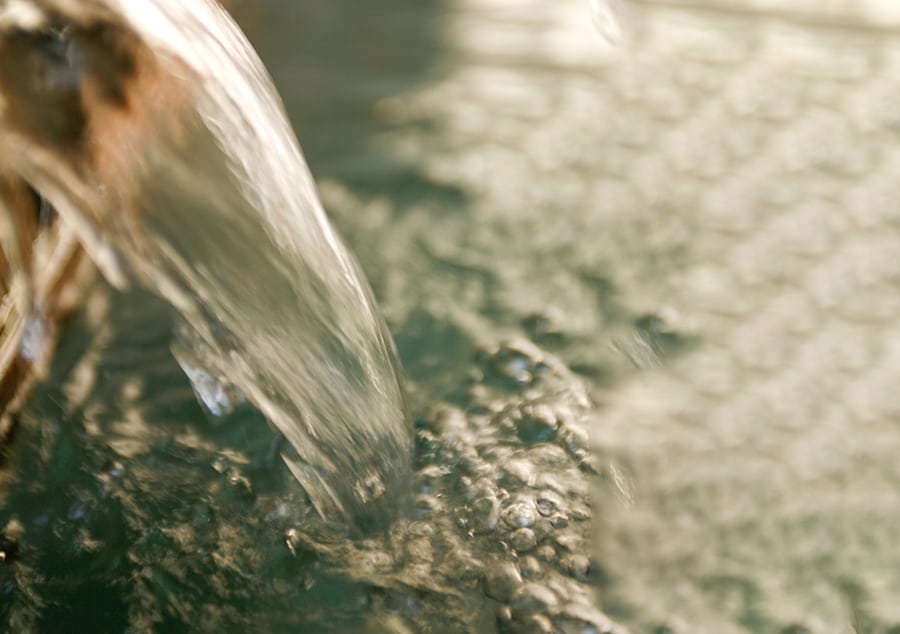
0,0,412,531
589,0,625,47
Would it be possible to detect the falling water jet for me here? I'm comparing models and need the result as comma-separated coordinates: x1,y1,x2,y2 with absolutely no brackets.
0,0,412,532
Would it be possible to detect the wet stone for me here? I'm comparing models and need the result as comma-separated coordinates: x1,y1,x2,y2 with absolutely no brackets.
509,583,559,619
483,561,523,602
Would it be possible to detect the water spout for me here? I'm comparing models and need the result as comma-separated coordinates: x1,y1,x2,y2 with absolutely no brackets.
0,0,412,531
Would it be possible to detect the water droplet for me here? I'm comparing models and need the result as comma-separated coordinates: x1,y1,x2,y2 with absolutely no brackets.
20,313,47,362
285,528,301,556
172,339,244,418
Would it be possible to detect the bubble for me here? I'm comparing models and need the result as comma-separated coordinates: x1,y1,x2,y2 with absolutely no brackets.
509,528,538,552
521,312,566,347
535,544,557,563
467,492,500,534
458,453,486,477
490,348,534,385
555,532,584,553
519,556,542,580
520,614,555,634
417,464,453,494
561,554,592,582
483,561,523,602
515,405,559,444
557,602,616,634
500,458,537,489
509,583,559,619
501,498,538,529
482,341,548,389
536,491,565,517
